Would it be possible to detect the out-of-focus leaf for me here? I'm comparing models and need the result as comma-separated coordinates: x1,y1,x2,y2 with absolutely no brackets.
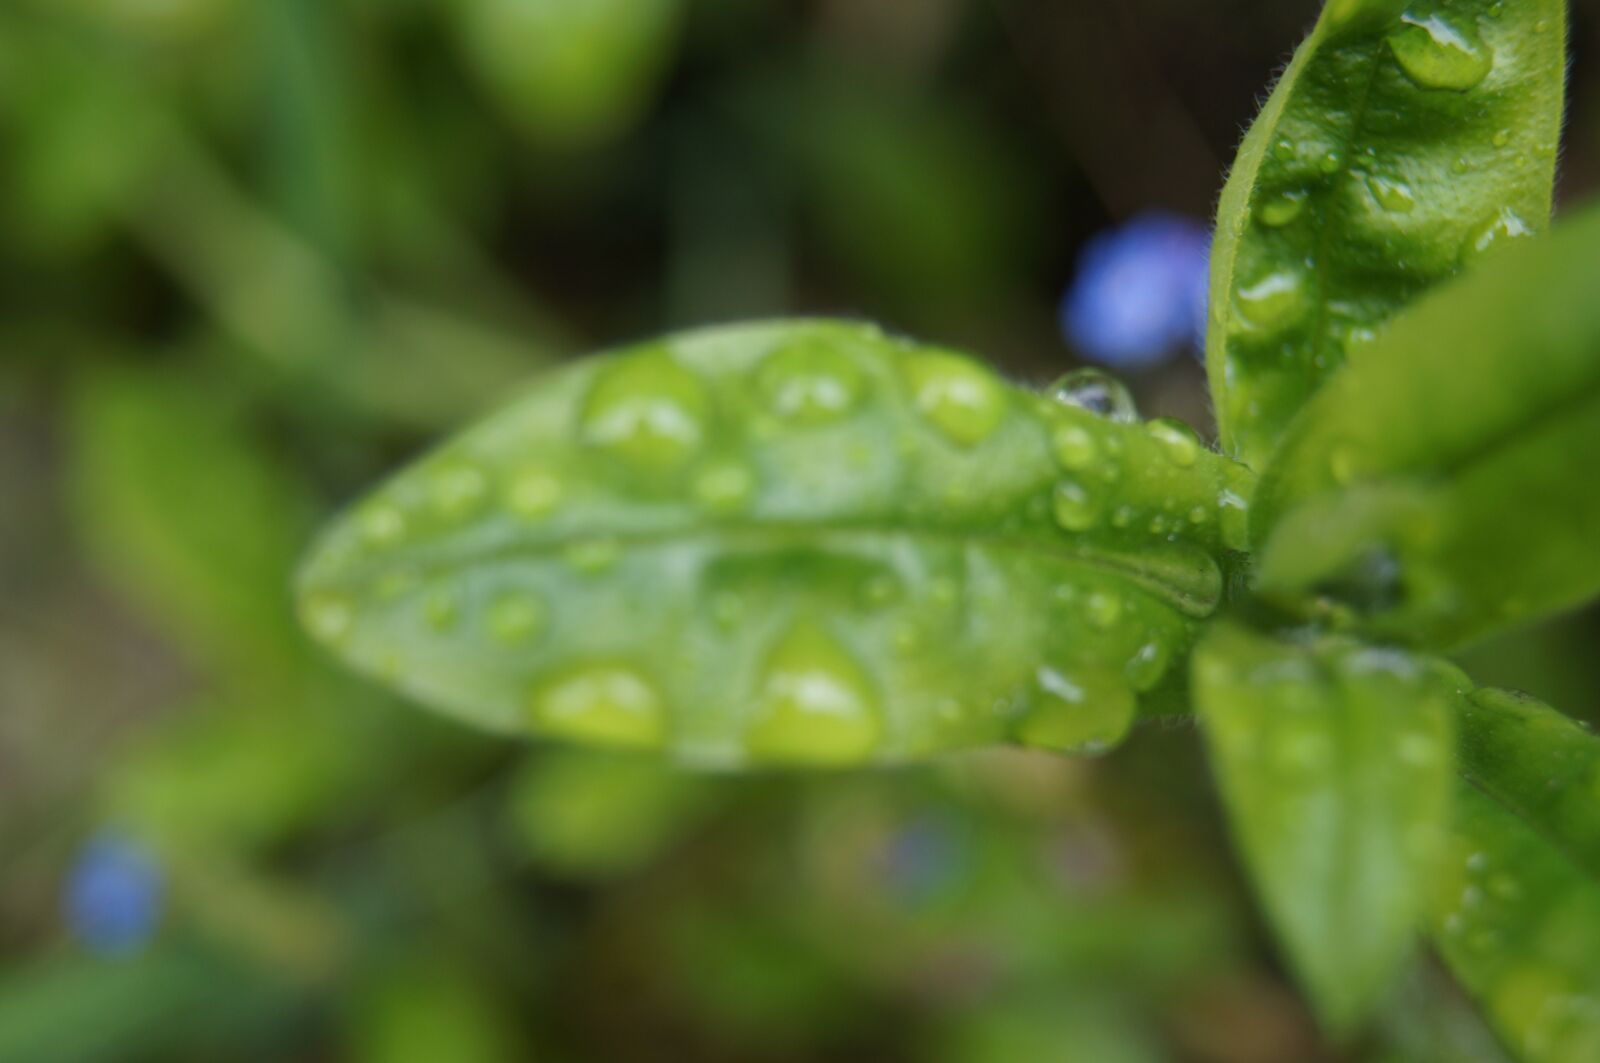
0,942,298,1063
1207,0,1565,468
1192,622,1456,1032
453,0,682,149
68,366,309,671
1253,203,1600,649
1430,786,1600,1063
346,954,519,1063
504,749,716,878
299,320,1254,766
1455,688,1600,885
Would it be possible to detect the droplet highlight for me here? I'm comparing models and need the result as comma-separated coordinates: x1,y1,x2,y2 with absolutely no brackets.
745,620,883,764
1048,368,1138,424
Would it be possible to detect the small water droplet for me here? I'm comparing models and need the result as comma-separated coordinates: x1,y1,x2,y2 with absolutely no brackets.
303,591,354,644
1048,368,1138,424
1273,137,1296,162
359,504,406,548
424,586,460,631
1188,505,1210,525
1367,174,1417,213
693,459,756,514
1318,149,1344,174
1465,207,1535,261
579,351,711,472
528,664,667,749
1389,13,1493,90
1085,590,1123,631
1125,641,1171,691
745,620,882,764
1218,489,1250,552
429,462,488,521
1015,666,1137,755
487,592,546,645
1147,418,1201,467
565,537,622,574
1051,424,1100,471
1111,505,1135,530
1234,269,1310,334
1258,189,1308,227
1052,479,1102,532
902,350,1007,448
1492,128,1511,148
506,467,564,521
757,338,866,424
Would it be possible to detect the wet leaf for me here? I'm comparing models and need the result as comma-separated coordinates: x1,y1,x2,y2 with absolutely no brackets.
299,320,1253,767
1192,621,1456,1032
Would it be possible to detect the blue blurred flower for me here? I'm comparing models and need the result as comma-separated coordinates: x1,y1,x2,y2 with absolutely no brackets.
1060,211,1211,369
64,833,163,954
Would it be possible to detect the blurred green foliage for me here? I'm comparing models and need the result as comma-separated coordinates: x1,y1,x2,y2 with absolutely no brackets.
6,0,1600,1059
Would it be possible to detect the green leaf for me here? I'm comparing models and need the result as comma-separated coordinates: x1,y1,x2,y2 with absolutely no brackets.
1430,786,1600,1063
69,366,310,671
1191,621,1456,1032
1455,688,1600,888
298,320,1254,767
1206,0,1565,469
1252,203,1600,649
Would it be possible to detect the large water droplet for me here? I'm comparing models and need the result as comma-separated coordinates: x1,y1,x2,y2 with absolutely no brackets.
745,620,882,764
487,591,546,645
528,664,668,749
1048,368,1138,424
1014,666,1137,756
757,339,866,424
1367,174,1417,214
1052,479,1102,532
1258,189,1307,227
1051,423,1100,471
1234,269,1310,334
1147,418,1201,467
1388,13,1493,91
505,467,564,522
902,351,1007,447
579,351,711,472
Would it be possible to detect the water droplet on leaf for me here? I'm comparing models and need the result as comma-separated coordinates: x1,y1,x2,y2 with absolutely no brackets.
1389,13,1493,90
529,664,667,749
757,339,866,424
1052,479,1102,532
1015,666,1136,755
579,352,711,472
1048,368,1138,424
745,620,882,764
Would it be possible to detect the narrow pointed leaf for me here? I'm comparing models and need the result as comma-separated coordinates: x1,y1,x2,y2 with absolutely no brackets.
1207,0,1565,469
1192,621,1456,1031
1430,785,1600,1062
1253,204,1600,649
298,320,1253,767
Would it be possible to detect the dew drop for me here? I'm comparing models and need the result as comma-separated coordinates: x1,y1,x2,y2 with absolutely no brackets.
693,459,756,514
528,664,667,749
1085,590,1123,631
1014,666,1137,756
745,620,883,764
565,537,622,575
1218,488,1251,552
756,338,866,424
1318,149,1344,174
1125,641,1172,692
579,351,711,472
1051,424,1100,471
902,351,1007,447
1273,137,1296,162
359,504,406,548
424,586,460,632
487,592,546,645
1465,207,1535,261
302,591,354,644
505,467,564,522
1258,189,1307,227
1147,418,1201,467
429,462,488,521
1052,479,1102,532
1233,269,1310,334
1389,13,1493,90
1367,174,1417,214
1048,368,1138,424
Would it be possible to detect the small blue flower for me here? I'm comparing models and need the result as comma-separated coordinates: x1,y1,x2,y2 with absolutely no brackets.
1061,211,1212,369
64,833,163,954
